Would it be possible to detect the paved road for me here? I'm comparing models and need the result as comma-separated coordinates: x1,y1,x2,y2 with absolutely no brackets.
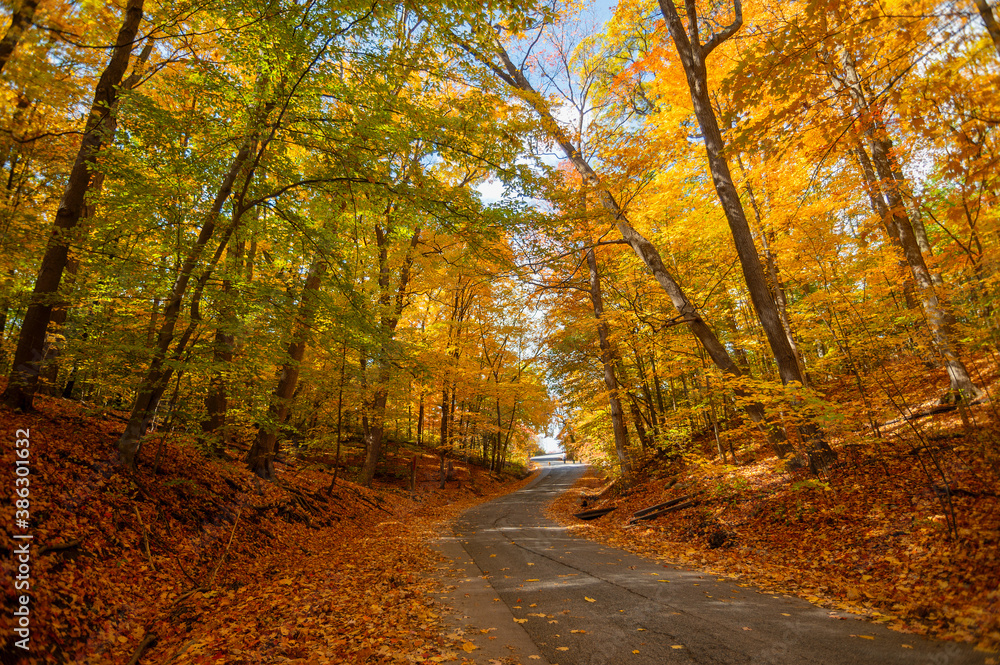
434,465,987,665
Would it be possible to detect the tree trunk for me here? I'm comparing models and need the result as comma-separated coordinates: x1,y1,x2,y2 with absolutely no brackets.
246,261,327,479
417,392,424,446
841,54,982,401
116,144,255,467
737,160,808,385
975,0,1000,56
356,225,421,486
486,43,790,451
626,391,653,450
585,246,633,481
656,0,807,391
0,0,40,73
630,344,661,443
3,0,144,410
201,235,244,445
656,0,834,468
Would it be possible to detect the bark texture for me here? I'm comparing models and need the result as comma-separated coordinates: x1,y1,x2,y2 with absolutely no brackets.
975,0,1000,56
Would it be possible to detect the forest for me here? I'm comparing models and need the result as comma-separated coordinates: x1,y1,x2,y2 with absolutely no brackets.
1,0,999,661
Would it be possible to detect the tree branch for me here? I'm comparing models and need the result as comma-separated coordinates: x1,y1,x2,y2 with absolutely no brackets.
702,0,743,58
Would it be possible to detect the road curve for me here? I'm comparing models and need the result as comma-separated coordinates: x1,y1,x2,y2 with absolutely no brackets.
434,465,986,665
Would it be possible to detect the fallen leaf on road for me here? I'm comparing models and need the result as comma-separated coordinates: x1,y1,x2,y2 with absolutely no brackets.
633,650,640,654
462,643,477,652
526,579,539,582
558,647,569,651
571,630,586,634
671,645,684,649
585,597,596,602
514,618,527,624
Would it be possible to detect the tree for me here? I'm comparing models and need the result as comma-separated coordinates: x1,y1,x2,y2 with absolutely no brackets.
247,259,327,479
0,0,40,73
3,0,145,411
585,242,633,481
447,19,793,457
653,0,810,393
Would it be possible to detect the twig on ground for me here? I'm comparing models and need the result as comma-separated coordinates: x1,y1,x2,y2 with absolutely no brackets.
134,506,156,571
207,507,242,588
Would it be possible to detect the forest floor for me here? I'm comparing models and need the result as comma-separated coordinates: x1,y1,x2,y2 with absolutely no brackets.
0,390,531,665
549,358,1000,657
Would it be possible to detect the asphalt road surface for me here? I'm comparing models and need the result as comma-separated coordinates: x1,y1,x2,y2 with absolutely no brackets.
433,465,987,665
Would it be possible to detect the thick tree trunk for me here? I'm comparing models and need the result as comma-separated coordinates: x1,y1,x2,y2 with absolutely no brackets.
585,246,633,481
657,0,806,390
2,0,144,410
38,39,155,396
246,261,326,479
0,0,40,73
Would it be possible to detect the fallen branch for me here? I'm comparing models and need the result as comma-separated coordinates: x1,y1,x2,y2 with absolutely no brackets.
573,506,617,520
207,507,242,588
125,632,157,665
629,500,700,524
134,506,156,571
632,493,699,519
881,403,958,428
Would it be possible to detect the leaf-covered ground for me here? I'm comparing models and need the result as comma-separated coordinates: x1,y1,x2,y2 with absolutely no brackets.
549,372,1000,655
0,393,527,664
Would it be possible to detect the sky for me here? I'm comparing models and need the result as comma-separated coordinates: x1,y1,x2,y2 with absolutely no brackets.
540,435,562,453
474,0,617,205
